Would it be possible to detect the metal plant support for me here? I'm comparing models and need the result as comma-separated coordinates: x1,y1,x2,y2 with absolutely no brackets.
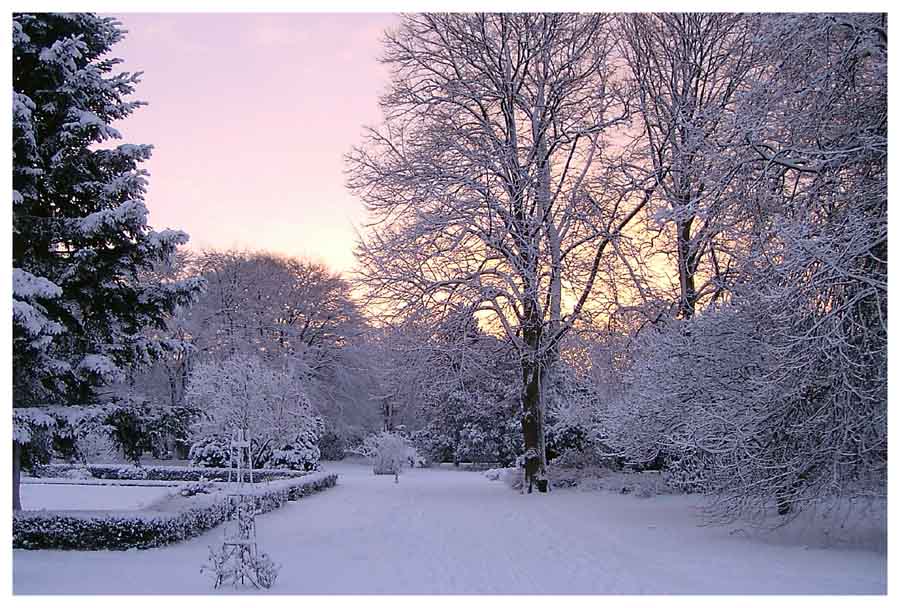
202,428,279,589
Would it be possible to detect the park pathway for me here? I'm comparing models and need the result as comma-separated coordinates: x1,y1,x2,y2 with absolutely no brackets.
14,461,886,594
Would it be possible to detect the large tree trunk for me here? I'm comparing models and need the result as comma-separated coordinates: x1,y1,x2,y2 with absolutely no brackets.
13,442,22,511
521,357,548,493
676,216,698,319
382,399,394,432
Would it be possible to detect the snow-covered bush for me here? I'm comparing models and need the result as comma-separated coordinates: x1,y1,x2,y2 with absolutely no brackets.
662,450,713,494
413,388,522,467
189,435,232,468
77,432,117,462
270,443,320,471
269,415,324,471
61,465,93,480
542,362,624,469
186,354,321,469
406,444,427,468
102,405,147,465
502,467,523,491
363,432,410,478
179,478,214,497
317,426,346,461
613,280,886,517
203,544,280,590
410,428,453,465
484,467,515,482
102,400,201,466
551,448,620,471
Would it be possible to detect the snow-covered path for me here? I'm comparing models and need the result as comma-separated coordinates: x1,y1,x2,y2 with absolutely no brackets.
14,461,886,594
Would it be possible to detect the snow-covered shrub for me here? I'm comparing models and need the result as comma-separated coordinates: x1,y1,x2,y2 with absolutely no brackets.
502,467,523,491
363,432,410,477
406,444,426,468
607,311,763,486
550,470,581,489
548,468,671,498
630,472,669,498
544,423,589,463
410,427,453,465
189,435,232,468
61,466,94,480
317,427,346,461
14,405,110,471
662,450,712,494
551,448,621,471
179,478,214,497
415,387,522,467
103,401,200,466
203,544,280,590
270,443,320,471
17,424,54,472
484,467,515,482
77,432,117,462
542,362,624,469
186,354,322,469
101,406,149,464
269,416,324,471
13,472,338,550
613,293,886,518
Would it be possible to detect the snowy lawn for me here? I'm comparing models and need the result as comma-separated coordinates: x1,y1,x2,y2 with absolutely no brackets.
19,482,175,512
13,461,885,594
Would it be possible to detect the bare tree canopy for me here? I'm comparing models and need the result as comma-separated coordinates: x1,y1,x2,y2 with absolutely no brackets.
348,13,660,492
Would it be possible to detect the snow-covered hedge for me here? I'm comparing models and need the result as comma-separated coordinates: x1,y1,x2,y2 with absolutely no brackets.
31,463,310,483
13,472,338,550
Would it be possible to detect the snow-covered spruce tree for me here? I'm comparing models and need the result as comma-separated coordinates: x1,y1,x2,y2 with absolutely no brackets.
12,13,201,509
349,14,656,492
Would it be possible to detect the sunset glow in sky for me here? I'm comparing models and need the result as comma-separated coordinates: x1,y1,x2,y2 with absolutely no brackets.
110,13,400,273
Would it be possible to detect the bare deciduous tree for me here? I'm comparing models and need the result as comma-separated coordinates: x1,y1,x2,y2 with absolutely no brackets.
620,13,758,318
348,13,656,492
609,13,887,522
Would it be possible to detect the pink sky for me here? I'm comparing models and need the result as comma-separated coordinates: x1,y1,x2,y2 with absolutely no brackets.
109,13,400,273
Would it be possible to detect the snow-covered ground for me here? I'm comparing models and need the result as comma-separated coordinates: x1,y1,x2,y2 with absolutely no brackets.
19,482,175,512
13,461,886,594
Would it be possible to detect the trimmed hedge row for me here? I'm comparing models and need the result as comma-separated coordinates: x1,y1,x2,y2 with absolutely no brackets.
13,472,338,550
32,463,311,482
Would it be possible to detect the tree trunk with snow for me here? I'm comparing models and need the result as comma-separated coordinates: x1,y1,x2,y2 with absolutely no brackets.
675,216,698,319
520,357,548,492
